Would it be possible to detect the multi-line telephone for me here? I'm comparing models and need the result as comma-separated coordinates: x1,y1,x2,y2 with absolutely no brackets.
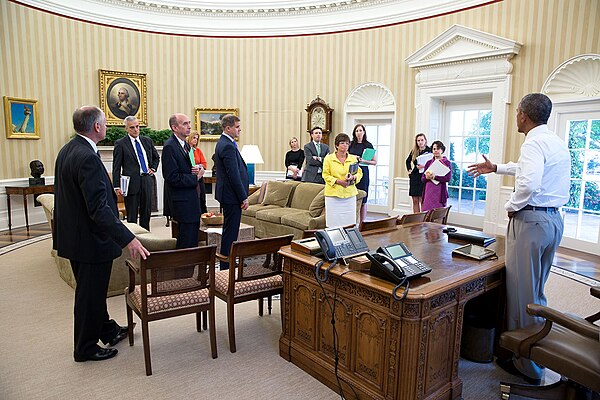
314,225,369,261
368,242,432,283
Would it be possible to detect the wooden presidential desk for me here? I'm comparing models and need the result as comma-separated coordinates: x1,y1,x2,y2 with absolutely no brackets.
5,184,54,231
278,223,505,400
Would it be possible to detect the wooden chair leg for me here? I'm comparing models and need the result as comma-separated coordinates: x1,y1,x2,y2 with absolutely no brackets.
126,302,134,346
202,310,208,331
258,297,264,316
196,312,202,332
142,320,152,376
268,296,272,315
227,301,236,353
209,303,217,359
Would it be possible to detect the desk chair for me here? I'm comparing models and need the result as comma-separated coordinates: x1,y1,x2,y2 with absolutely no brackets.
215,234,293,353
359,215,398,232
397,211,428,225
125,246,218,375
499,286,600,399
425,206,451,224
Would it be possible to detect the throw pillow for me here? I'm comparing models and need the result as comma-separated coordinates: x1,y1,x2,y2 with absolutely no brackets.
308,189,325,217
262,181,294,207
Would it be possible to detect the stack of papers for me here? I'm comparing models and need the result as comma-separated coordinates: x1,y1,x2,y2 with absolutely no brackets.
120,175,130,196
426,159,451,185
416,153,433,173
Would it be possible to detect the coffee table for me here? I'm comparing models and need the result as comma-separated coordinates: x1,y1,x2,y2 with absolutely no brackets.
200,222,255,254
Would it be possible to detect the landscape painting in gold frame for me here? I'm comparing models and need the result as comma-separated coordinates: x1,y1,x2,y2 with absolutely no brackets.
99,69,147,126
195,108,239,141
3,96,40,139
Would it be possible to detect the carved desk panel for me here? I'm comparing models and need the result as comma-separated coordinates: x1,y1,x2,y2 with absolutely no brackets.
279,223,505,400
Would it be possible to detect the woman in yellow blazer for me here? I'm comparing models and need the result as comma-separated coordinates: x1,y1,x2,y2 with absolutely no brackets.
322,133,363,227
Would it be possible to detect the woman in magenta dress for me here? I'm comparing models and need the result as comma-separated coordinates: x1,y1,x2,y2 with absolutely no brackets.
421,140,452,212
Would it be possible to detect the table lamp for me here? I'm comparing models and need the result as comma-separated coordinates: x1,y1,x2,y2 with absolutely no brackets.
240,144,264,185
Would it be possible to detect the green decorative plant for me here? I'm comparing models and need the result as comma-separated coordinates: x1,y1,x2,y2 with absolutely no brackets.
98,126,171,146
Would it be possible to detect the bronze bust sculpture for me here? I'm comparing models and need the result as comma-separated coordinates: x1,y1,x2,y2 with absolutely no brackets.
29,159,45,185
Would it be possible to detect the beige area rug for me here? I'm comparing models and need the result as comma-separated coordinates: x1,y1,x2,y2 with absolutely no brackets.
0,217,598,400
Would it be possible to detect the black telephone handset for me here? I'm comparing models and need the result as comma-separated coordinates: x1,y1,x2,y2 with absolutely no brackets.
314,226,369,261
367,252,406,284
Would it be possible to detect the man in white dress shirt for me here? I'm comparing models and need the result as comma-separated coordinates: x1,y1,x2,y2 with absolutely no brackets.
467,93,570,384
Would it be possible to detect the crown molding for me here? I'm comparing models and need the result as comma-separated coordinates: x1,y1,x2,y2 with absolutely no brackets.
14,0,499,37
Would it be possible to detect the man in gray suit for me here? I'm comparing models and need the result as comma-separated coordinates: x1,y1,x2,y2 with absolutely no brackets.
301,127,330,184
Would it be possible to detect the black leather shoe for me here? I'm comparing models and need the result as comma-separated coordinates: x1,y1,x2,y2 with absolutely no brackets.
496,357,541,385
74,347,118,362
104,326,128,347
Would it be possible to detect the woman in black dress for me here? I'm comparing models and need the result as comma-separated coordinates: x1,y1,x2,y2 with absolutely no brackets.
405,133,431,213
285,137,305,181
349,124,376,224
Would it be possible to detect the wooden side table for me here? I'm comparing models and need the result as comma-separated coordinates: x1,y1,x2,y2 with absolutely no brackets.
200,222,255,254
5,184,54,231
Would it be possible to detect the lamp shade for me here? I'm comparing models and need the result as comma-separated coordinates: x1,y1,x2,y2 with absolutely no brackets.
240,145,264,164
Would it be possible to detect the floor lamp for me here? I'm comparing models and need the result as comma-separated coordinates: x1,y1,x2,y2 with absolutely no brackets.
240,145,264,185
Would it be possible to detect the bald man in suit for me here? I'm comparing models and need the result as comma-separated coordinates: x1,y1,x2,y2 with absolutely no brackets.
162,113,204,248
54,106,149,362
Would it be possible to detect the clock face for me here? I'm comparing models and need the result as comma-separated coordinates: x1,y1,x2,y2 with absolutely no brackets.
311,107,326,129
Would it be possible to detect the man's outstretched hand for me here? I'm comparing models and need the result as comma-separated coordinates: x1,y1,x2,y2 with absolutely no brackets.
467,154,497,177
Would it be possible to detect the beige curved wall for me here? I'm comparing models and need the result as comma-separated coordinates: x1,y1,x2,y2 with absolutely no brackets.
1,0,599,182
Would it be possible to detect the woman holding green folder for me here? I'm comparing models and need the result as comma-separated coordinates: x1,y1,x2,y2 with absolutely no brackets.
349,124,377,224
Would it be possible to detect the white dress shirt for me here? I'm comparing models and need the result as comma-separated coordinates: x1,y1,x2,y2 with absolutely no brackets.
496,125,571,212
128,135,148,174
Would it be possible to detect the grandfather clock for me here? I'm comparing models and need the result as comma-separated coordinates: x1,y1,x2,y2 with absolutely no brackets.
306,96,333,145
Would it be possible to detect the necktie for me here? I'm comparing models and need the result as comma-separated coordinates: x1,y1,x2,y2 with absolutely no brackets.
135,139,148,173
315,143,321,157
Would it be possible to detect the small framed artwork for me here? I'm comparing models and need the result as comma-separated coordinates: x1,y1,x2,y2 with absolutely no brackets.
194,108,239,141
99,69,147,126
3,96,40,139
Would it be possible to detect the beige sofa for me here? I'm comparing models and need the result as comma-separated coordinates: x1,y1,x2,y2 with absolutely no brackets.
241,180,365,239
37,194,177,297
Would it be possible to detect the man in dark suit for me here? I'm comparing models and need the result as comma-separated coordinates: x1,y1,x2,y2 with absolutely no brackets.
214,114,249,270
162,113,203,248
54,106,149,362
112,116,160,230
301,127,330,184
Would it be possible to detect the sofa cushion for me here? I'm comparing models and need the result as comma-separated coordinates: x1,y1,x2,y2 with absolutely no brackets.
243,203,280,218
256,207,303,224
123,221,150,235
262,181,294,207
308,189,326,217
281,210,314,231
289,182,325,210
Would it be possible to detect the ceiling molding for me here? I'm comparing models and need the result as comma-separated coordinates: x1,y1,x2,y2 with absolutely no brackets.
13,0,500,37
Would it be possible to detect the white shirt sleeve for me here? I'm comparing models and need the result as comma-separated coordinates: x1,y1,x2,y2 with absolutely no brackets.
496,162,517,176
504,141,544,212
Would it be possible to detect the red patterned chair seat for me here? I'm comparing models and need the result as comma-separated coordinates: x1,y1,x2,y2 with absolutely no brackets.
130,281,210,315
214,268,282,298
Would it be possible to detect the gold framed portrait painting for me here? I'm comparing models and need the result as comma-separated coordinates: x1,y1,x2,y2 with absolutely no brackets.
3,96,40,139
194,108,239,141
99,69,147,126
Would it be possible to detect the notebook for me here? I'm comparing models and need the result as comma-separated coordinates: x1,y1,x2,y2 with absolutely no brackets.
446,228,496,247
